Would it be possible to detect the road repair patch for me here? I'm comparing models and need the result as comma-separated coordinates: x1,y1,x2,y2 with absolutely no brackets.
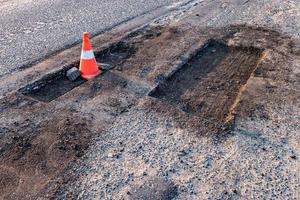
0,23,299,199
150,39,264,128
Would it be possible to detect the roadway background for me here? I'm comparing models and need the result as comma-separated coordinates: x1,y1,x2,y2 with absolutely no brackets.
0,0,183,76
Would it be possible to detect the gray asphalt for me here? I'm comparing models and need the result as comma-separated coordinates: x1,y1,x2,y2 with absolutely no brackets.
0,0,182,76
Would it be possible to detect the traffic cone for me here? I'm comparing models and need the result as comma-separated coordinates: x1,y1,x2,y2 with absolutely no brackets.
79,32,101,80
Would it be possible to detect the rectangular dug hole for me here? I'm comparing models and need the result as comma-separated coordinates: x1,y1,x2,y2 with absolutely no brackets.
150,39,264,122
19,42,137,102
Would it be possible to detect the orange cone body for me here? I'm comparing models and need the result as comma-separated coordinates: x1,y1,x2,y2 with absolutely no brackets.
79,32,101,80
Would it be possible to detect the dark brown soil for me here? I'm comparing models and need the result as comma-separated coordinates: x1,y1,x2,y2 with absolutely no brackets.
95,41,136,66
0,112,93,199
150,39,264,132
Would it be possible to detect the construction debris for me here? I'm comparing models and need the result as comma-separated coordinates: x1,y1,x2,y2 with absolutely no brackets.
66,67,80,81
99,63,113,70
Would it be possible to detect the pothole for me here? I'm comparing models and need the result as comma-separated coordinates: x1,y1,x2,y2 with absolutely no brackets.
19,42,136,103
150,39,264,124
19,66,86,102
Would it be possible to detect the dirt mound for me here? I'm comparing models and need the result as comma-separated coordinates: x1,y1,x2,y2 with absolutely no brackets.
0,114,92,199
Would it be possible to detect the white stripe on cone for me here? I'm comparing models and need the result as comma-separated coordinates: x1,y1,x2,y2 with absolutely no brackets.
81,50,95,59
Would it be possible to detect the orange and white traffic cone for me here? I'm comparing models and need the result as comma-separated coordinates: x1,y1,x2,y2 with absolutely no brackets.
79,32,101,80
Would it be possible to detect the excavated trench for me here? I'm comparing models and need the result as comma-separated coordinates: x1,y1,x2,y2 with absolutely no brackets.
150,39,264,126
19,42,136,102
18,27,162,102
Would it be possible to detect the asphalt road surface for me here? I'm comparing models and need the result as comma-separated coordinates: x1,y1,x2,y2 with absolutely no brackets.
0,0,183,76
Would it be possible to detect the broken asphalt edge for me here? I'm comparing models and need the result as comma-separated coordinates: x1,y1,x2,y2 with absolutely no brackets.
0,0,201,99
